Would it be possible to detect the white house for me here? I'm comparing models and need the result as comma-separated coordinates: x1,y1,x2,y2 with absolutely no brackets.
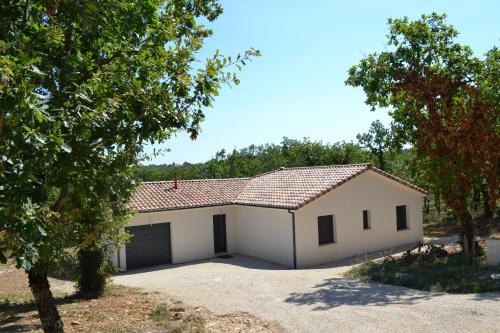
113,164,426,270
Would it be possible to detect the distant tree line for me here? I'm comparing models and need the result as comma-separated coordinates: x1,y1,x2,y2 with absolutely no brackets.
135,125,425,187
136,137,372,180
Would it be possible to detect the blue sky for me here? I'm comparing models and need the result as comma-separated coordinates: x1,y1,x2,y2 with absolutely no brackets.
144,0,499,165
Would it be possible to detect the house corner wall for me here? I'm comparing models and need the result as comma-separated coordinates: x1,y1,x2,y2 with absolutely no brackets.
294,170,424,268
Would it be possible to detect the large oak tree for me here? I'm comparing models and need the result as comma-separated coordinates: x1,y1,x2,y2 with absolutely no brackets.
0,1,258,331
346,13,499,263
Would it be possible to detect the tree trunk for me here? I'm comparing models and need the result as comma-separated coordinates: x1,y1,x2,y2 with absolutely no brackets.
472,189,480,213
28,269,64,333
376,149,386,171
482,189,493,218
460,212,475,265
434,191,441,216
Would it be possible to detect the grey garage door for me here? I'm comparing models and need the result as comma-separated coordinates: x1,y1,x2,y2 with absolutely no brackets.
126,223,172,270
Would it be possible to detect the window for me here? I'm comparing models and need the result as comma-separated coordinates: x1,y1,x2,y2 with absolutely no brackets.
318,215,334,245
363,210,370,229
396,205,408,230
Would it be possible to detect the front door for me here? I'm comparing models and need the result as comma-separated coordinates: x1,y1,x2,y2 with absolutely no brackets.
213,214,227,253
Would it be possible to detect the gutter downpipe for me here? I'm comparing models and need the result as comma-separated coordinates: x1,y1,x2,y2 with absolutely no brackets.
288,209,297,269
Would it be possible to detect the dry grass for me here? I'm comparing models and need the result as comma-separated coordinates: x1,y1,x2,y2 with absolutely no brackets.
0,272,162,332
424,221,462,238
424,216,500,238
0,266,282,333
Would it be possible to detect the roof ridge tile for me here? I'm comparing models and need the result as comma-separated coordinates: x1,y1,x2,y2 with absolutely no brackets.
141,177,251,184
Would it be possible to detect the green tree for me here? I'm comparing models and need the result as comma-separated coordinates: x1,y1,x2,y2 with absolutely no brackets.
0,1,258,331
356,120,392,171
134,137,371,181
346,13,499,264
73,173,133,297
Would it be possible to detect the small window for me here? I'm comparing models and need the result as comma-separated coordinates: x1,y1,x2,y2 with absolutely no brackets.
396,205,408,230
363,210,370,229
318,215,334,245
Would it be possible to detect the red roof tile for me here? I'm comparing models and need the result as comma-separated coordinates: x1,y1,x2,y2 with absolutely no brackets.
131,178,250,212
131,164,426,212
234,164,369,209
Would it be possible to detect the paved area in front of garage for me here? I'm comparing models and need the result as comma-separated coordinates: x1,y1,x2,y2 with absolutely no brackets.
112,254,499,333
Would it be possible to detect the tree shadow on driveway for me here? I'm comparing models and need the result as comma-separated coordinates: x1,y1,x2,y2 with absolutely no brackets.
468,292,500,302
284,277,435,310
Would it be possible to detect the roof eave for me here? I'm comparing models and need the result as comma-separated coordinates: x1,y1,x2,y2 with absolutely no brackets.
134,202,234,213
134,202,297,213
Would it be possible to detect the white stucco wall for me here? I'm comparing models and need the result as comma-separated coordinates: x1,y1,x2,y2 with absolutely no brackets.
294,170,424,268
118,204,293,270
235,206,294,267
119,205,237,269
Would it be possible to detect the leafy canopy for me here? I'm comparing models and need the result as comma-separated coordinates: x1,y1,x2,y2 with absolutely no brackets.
346,13,499,219
0,0,259,272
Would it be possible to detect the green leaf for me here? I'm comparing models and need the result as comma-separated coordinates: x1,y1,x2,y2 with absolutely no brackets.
37,225,47,237
33,133,46,144
29,65,45,76
61,142,72,153
34,110,45,123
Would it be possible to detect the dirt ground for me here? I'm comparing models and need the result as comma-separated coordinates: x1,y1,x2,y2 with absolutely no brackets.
424,218,500,238
0,266,282,333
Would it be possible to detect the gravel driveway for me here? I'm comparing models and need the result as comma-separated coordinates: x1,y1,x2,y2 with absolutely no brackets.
113,255,499,333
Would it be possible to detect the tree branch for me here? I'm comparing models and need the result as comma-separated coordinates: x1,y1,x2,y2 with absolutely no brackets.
58,23,74,93
23,0,30,25
0,110,5,140
51,196,66,213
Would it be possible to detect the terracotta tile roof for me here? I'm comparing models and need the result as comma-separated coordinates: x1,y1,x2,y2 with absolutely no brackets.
235,164,426,209
131,178,250,212
131,164,426,212
234,164,367,209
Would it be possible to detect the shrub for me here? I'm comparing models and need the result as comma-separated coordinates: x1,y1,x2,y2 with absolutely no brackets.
346,244,500,293
76,248,107,298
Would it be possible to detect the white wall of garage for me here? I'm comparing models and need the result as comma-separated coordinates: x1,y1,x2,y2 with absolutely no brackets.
294,170,424,268
235,205,294,267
